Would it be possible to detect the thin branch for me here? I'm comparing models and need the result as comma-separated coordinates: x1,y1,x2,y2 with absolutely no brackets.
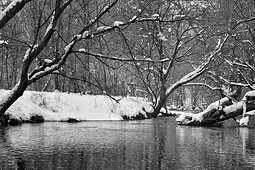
72,49,170,63
237,71,253,90
183,83,222,91
53,72,121,103
78,0,118,34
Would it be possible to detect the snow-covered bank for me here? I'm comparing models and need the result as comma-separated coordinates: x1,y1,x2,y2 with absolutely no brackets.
0,90,154,122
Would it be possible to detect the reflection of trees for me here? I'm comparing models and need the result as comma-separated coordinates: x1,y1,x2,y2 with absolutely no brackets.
3,120,255,169
243,127,255,167
176,126,255,169
0,126,7,143
0,120,179,169
0,126,25,169
152,118,179,169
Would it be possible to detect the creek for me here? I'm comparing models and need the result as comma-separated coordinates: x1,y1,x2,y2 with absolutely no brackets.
0,117,255,169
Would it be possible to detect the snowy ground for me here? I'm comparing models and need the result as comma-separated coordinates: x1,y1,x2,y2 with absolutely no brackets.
0,90,155,122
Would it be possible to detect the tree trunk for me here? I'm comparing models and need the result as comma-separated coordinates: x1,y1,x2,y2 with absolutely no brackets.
176,91,255,126
0,80,28,124
151,95,166,117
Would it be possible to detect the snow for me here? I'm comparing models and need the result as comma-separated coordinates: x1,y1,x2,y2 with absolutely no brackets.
103,5,109,11
175,97,232,124
0,0,21,21
175,111,194,124
239,116,250,127
97,26,111,31
0,40,8,45
242,40,253,45
44,59,53,64
113,21,124,27
1,90,154,122
44,66,52,72
162,68,167,75
158,32,168,41
45,20,53,36
23,47,31,62
76,34,82,39
23,44,38,62
82,31,89,38
78,48,86,52
129,16,137,22
151,14,159,19
173,14,185,20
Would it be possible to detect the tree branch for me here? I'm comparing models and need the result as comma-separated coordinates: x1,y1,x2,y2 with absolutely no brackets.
0,0,32,29
73,49,170,63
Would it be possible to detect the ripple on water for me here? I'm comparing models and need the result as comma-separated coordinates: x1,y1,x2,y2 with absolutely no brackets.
1,118,255,169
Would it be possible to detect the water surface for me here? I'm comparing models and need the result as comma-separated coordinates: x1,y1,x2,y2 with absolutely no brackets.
1,117,255,170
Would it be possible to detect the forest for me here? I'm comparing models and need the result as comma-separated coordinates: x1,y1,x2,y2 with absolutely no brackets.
1,0,255,126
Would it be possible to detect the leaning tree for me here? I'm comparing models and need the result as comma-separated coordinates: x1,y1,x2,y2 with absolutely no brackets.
0,0,125,123
2,0,255,126
176,0,255,127
0,0,221,123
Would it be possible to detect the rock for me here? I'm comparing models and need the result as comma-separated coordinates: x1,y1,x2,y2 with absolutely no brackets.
8,118,22,126
30,115,44,123
67,118,81,123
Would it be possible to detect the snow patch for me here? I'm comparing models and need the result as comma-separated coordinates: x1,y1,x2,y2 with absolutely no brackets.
2,91,153,121
79,48,86,52
173,14,185,20
158,32,168,41
82,31,89,38
97,26,111,31
239,116,250,127
151,14,159,19
113,21,124,27
0,40,8,45
129,16,137,22
44,59,53,64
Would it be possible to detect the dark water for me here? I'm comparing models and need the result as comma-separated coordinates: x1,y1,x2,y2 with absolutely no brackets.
1,117,255,170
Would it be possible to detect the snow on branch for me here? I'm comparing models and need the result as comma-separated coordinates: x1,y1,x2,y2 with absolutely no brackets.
207,71,249,88
237,16,255,25
79,14,198,41
22,1,72,83
165,35,229,96
222,57,249,69
243,61,255,73
73,49,170,63
79,0,118,35
184,83,221,91
0,0,32,29
0,40,8,46
237,71,254,90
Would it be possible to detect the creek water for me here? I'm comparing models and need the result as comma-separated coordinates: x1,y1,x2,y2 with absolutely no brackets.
0,117,255,170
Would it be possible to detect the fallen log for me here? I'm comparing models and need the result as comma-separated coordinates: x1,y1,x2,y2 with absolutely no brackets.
176,90,255,127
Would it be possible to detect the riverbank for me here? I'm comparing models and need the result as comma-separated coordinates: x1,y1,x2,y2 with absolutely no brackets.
2,89,247,126
0,90,157,124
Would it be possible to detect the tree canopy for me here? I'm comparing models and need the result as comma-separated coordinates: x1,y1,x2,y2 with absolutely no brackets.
1,0,255,123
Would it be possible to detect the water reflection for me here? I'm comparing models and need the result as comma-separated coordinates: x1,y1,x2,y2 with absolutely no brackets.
0,118,255,169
